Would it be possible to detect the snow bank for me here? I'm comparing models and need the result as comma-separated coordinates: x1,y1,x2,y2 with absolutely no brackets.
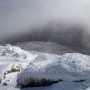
0,44,33,59
0,44,38,86
17,53,90,87
0,44,90,89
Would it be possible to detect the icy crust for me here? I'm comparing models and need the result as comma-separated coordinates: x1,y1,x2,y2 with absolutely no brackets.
0,44,32,59
17,53,90,86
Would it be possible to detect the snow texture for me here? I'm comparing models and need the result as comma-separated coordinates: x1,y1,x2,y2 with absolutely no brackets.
0,44,90,90
18,53,90,86
0,44,37,86
0,44,33,59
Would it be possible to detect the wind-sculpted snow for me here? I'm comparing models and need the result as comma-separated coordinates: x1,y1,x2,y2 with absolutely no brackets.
1,44,90,90
0,44,37,86
0,44,33,59
17,53,90,87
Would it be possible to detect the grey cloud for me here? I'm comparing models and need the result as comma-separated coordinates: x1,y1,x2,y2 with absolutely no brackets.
0,0,90,48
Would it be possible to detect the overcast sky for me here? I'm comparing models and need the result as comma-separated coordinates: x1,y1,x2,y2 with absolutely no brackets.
0,0,90,40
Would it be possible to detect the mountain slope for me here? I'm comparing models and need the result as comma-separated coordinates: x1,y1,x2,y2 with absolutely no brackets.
0,44,90,90
16,41,90,55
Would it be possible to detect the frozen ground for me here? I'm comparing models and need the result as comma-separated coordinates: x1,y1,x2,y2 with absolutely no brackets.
0,44,90,90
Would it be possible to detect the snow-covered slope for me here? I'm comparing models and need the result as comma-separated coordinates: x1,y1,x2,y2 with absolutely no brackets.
0,44,37,86
16,41,75,55
16,41,90,55
0,44,33,59
1,44,90,90
17,53,90,87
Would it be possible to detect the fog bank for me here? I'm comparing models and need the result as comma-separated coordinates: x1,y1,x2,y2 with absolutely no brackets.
0,0,90,48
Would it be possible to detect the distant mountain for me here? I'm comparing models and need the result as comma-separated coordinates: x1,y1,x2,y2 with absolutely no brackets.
15,41,90,55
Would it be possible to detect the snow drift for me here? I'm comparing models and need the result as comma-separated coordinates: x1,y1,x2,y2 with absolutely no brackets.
0,44,90,89
0,44,37,85
17,53,90,87
0,44,33,59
